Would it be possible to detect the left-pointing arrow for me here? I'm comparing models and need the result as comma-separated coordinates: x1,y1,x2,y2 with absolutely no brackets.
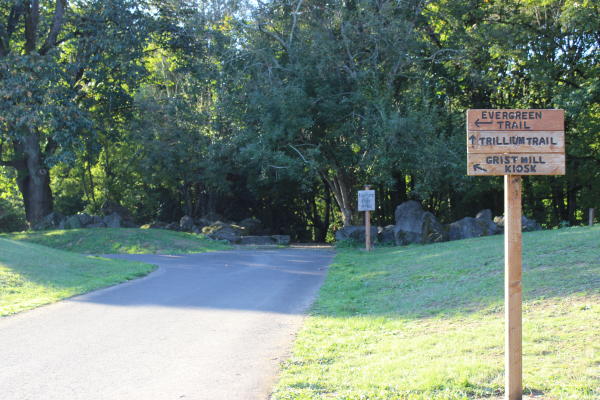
475,118,493,128
473,164,487,172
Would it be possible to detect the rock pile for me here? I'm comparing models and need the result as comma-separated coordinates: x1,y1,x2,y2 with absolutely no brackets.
336,200,542,247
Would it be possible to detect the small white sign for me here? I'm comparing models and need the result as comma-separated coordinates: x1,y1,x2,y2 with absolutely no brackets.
358,190,375,211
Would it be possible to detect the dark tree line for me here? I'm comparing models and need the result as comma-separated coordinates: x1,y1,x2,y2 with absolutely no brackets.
1,0,598,240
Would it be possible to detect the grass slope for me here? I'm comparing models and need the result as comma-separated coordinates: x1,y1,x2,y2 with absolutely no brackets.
3,228,230,254
0,238,156,316
272,226,600,400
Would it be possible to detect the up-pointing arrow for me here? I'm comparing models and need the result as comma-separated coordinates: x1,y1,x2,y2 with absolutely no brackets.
469,135,476,145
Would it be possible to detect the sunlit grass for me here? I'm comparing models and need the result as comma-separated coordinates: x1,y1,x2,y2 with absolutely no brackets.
272,226,600,400
0,238,155,316
2,227,230,254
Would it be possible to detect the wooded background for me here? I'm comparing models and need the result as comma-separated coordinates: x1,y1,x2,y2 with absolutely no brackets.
0,0,598,241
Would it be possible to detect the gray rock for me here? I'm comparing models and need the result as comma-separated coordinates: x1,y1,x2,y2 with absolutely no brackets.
180,215,195,232
522,216,542,232
493,215,542,232
103,212,122,228
239,217,265,235
147,221,169,229
393,201,448,245
202,222,244,243
32,212,64,230
77,213,93,226
165,222,179,231
475,209,500,235
448,217,498,241
335,226,378,245
239,236,277,245
378,225,396,244
64,215,82,229
271,235,291,245
87,222,107,228
475,209,493,221
101,201,133,220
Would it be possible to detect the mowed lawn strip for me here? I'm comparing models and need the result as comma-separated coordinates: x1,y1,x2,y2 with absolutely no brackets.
0,238,156,316
272,226,600,400
2,227,230,254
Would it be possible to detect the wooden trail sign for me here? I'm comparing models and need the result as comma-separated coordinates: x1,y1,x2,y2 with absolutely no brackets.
467,109,565,177
466,109,565,400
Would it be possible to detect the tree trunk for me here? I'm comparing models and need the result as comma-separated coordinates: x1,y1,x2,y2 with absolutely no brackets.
322,170,353,227
13,134,53,224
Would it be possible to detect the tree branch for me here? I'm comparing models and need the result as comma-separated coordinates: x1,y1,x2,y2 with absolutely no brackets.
0,4,24,56
39,0,68,55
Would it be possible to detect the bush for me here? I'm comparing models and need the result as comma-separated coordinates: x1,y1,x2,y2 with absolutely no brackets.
0,198,27,232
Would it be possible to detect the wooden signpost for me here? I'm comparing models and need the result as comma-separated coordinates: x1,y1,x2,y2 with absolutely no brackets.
358,186,375,251
466,109,565,400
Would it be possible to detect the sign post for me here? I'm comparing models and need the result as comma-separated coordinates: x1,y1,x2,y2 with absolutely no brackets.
358,186,375,251
466,109,565,400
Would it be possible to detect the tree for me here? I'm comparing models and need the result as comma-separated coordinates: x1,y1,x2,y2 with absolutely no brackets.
0,0,151,224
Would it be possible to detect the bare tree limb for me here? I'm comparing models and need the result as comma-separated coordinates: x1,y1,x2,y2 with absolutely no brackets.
288,0,304,47
39,0,68,55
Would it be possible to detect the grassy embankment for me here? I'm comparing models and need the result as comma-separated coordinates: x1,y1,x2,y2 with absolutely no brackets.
272,226,600,400
3,227,231,254
1,228,231,316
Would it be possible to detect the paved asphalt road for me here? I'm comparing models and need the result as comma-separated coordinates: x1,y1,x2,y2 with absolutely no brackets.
0,248,333,400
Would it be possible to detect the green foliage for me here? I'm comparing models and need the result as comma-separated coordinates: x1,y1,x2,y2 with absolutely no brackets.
1,0,599,236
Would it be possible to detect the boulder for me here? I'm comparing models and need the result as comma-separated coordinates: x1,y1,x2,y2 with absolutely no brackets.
64,215,82,229
448,217,494,240
239,236,277,245
475,209,501,235
179,215,195,232
145,221,169,230
475,209,493,221
202,221,244,243
493,215,542,232
103,212,122,228
271,235,291,245
238,217,265,235
393,201,448,245
101,201,133,219
87,222,107,228
335,226,378,245
77,213,93,227
32,212,64,230
378,225,396,244
522,216,542,232
165,222,179,231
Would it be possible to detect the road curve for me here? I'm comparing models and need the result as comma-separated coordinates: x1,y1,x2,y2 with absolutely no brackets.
0,248,333,400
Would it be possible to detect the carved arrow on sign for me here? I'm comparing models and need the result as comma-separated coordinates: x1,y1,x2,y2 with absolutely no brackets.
475,118,493,128
473,164,488,172
469,135,476,145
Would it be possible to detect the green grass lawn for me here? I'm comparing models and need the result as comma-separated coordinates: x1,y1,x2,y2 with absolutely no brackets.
2,227,230,254
272,226,600,400
0,238,156,316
